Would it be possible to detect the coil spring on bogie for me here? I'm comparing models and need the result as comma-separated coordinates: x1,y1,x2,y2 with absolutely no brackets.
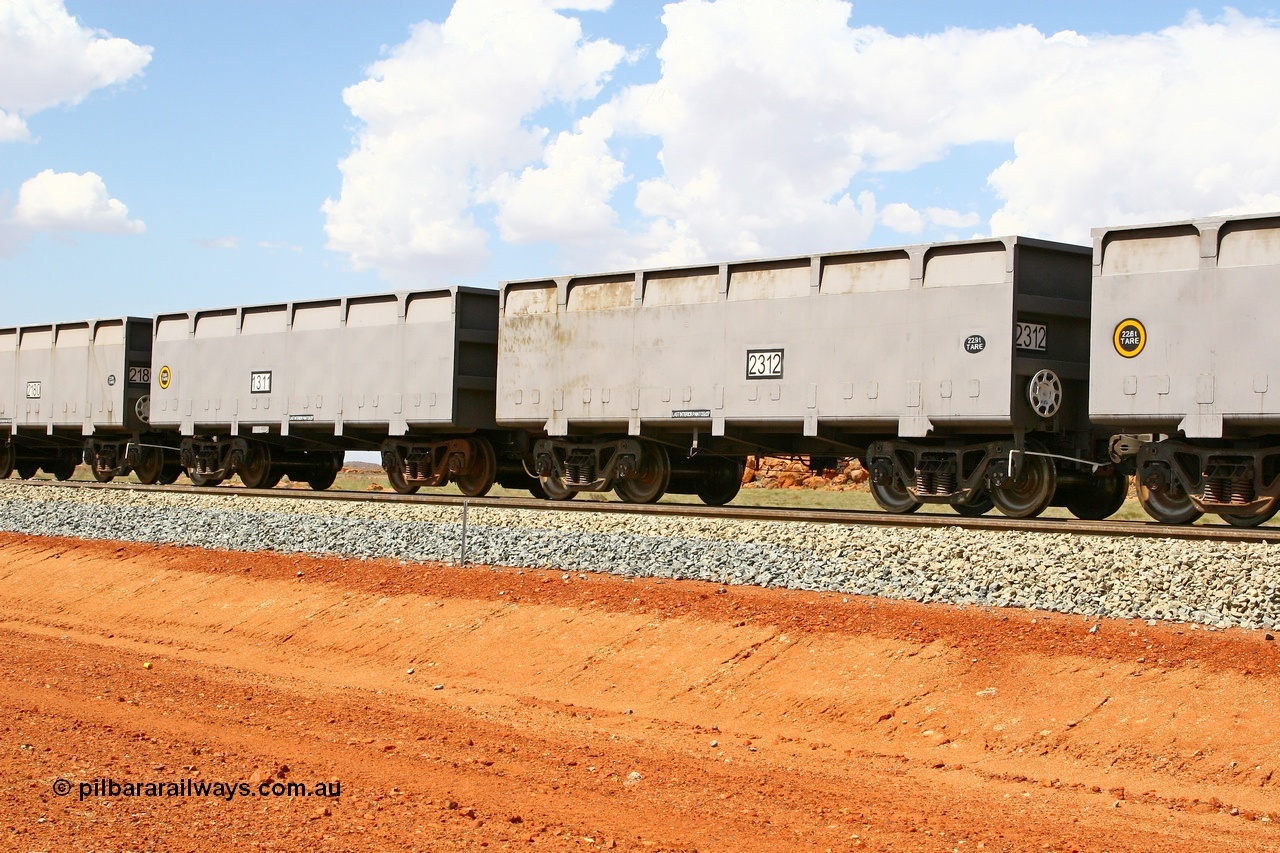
1230,479,1255,505
914,468,956,496
565,456,594,485
1203,477,1227,504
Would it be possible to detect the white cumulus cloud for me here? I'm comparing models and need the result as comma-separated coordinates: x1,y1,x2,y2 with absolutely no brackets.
925,208,981,230
486,107,628,245
10,170,145,234
880,204,981,237
0,0,151,142
986,11,1280,240
326,0,1280,281
619,1,1280,252
882,203,924,234
322,0,626,282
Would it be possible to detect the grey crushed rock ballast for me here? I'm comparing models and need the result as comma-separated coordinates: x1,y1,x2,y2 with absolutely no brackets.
0,483,1276,630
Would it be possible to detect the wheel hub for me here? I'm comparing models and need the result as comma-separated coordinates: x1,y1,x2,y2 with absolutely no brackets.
1027,369,1062,418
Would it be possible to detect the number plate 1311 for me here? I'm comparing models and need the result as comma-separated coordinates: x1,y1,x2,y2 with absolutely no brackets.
746,349,784,380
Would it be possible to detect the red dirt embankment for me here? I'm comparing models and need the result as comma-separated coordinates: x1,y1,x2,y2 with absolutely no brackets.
1,532,1278,851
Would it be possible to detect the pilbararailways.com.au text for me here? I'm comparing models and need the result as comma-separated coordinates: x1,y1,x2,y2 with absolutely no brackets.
52,777,342,802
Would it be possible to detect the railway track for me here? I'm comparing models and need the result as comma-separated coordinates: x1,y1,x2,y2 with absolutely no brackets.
20,478,1280,545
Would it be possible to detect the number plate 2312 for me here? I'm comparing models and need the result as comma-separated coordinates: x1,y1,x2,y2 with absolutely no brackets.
1015,322,1047,352
746,349,784,380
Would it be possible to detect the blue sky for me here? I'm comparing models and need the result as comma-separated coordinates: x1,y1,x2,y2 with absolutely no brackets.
3,0,1280,326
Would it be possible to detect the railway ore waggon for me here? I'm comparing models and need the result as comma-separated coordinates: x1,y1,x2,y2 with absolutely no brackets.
147,287,533,495
1091,212,1280,526
0,317,176,482
497,236,1126,518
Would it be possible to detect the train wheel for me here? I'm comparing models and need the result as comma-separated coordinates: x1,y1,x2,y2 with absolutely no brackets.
870,478,921,514
159,463,183,485
306,466,337,491
188,471,225,487
696,458,744,506
524,477,549,499
953,491,994,517
992,451,1055,519
49,453,78,481
384,466,419,491
92,468,115,483
696,457,744,506
1136,481,1202,525
0,444,13,479
238,444,274,489
306,451,343,491
16,464,38,480
455,437,497,498
385,463,420,495
1221,504,1280,528
260,468,284,489
133,447,164,485
614,442,670,504
539,473,576,500
1067,471,1130,521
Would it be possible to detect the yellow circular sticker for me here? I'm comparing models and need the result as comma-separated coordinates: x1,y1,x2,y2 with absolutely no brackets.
158,365,172,390
1113,319,1145,358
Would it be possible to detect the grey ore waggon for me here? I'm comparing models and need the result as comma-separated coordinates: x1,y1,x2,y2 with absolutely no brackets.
1091,211,1280,527
3,211,1279,526
497,234,1116,520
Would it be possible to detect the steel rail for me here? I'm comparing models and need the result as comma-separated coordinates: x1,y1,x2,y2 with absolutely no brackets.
13,478,1280,545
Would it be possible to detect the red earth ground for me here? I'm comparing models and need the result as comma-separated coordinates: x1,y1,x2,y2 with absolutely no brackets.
1,531,1279,851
